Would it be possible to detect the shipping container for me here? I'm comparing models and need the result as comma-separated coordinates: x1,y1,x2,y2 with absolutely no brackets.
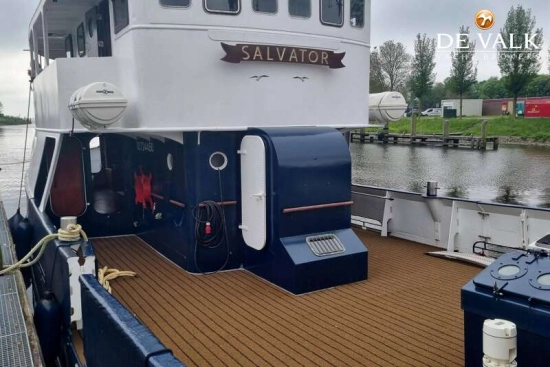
525,98,550,118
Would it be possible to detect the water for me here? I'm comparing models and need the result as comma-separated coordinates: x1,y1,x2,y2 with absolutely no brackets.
1,126,550,217
351,142,550,208
0,125,34,217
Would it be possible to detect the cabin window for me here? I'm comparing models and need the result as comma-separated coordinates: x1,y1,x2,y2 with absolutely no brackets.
289,0,310,17
90,137,102,173
320,0,343,26
29,32,36,77
160,0,190,7
34,138,56,204
350,0,364,27
204,0,240,14
77,23,86,57
253,0,276,13
51,137,86,217
65,35,74,58
113,0,130,34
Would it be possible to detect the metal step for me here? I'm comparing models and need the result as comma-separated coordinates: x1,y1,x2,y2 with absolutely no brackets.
427,251,495,267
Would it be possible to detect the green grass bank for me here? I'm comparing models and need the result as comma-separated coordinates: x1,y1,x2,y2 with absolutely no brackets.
0,115,28,126
365,116,550,142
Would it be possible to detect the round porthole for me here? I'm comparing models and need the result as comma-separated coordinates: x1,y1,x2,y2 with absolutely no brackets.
538,274,550,286
167,153,174,171
209,152,228,171
491,262,527,280
498,265,520,277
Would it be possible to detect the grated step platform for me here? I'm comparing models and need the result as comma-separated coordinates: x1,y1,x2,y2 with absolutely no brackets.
0,202,37,367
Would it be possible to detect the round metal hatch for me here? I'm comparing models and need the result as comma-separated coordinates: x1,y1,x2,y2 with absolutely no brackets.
491,263,527,281
529,273,550,290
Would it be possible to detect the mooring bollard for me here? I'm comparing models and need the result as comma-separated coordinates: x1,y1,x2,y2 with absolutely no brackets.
426,181,439,197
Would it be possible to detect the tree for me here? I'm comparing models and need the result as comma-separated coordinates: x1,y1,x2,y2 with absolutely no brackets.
378,40,411,91
369,47,387,93
498,5,543,118
448,26,478,117
423,82,447,109
0,102,3,116
479,77,509,99
410,33,436,110
525,75,550,97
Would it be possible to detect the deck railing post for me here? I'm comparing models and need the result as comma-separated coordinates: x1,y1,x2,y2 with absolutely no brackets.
480,120,488,150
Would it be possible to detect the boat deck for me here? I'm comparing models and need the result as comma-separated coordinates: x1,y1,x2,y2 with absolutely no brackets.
92,230,481,367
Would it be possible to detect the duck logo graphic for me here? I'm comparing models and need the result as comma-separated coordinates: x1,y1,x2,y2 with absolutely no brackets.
475,10,495,30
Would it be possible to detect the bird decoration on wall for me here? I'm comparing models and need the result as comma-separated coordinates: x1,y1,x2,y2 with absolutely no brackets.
250,75,269,81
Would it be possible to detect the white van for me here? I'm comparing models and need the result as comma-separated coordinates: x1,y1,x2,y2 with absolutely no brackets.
421,108,442,116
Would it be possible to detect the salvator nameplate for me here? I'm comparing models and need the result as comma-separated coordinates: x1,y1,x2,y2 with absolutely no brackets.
221,43,345,69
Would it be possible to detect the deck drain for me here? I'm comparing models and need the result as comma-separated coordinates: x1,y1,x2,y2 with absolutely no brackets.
306,234,345,257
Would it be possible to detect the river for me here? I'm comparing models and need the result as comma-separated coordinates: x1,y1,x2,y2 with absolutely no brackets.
1,126,550,218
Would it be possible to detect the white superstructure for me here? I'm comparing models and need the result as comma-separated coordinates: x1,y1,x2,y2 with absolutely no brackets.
29,0,371,133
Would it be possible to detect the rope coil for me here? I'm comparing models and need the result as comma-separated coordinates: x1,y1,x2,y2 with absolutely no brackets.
98,266,137,294
0,224,86,276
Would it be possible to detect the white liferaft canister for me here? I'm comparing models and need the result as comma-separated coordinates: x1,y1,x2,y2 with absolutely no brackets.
482,319,517,367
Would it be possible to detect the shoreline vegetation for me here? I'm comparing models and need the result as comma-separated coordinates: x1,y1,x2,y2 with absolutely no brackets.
365,116,550,146
0,115,28,126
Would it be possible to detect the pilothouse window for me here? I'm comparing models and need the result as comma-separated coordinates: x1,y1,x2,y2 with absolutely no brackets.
65,35,74,58
113,0,130,34
160,0,190,6
77,23,86,57
320,0,343,26
253,0,276,14
289,0,310,17
205,0,240,14
350,0,364,27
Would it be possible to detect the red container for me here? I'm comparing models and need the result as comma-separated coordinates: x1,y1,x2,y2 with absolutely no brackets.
525,98,550,118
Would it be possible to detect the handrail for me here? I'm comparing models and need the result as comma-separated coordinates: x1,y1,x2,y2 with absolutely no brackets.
283,201,353,214
351,183,550,212
351,191,393,200
198,201,237,207
151,193,186,208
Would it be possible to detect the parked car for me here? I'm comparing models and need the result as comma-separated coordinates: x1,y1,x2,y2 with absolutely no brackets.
421,108,442,116
404,108,419,117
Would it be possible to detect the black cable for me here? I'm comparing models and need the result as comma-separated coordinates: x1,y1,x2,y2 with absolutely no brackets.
192,169,230,274
17,80,33,210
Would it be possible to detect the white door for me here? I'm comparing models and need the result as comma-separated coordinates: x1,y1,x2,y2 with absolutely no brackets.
239,136,267,250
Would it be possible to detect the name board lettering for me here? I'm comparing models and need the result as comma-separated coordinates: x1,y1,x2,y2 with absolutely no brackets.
221,43,345,69
137,141,154,153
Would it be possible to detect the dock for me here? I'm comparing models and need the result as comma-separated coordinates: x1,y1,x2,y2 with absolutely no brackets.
351,132,499,150
352,118,499,150
0,200,42,367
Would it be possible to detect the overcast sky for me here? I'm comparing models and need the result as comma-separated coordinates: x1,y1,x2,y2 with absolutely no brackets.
0,0,549,116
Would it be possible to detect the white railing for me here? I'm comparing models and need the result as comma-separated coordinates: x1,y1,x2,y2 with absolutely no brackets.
351,184,550,253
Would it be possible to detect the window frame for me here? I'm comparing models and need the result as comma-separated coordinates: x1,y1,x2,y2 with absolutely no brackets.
113,0,130,34
65,35,74,58
319,0,344,27
349,0,365,28
159,0,191,8
288,0,311,18
77,23,86,57
203,0,241,15
252,0,277,15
